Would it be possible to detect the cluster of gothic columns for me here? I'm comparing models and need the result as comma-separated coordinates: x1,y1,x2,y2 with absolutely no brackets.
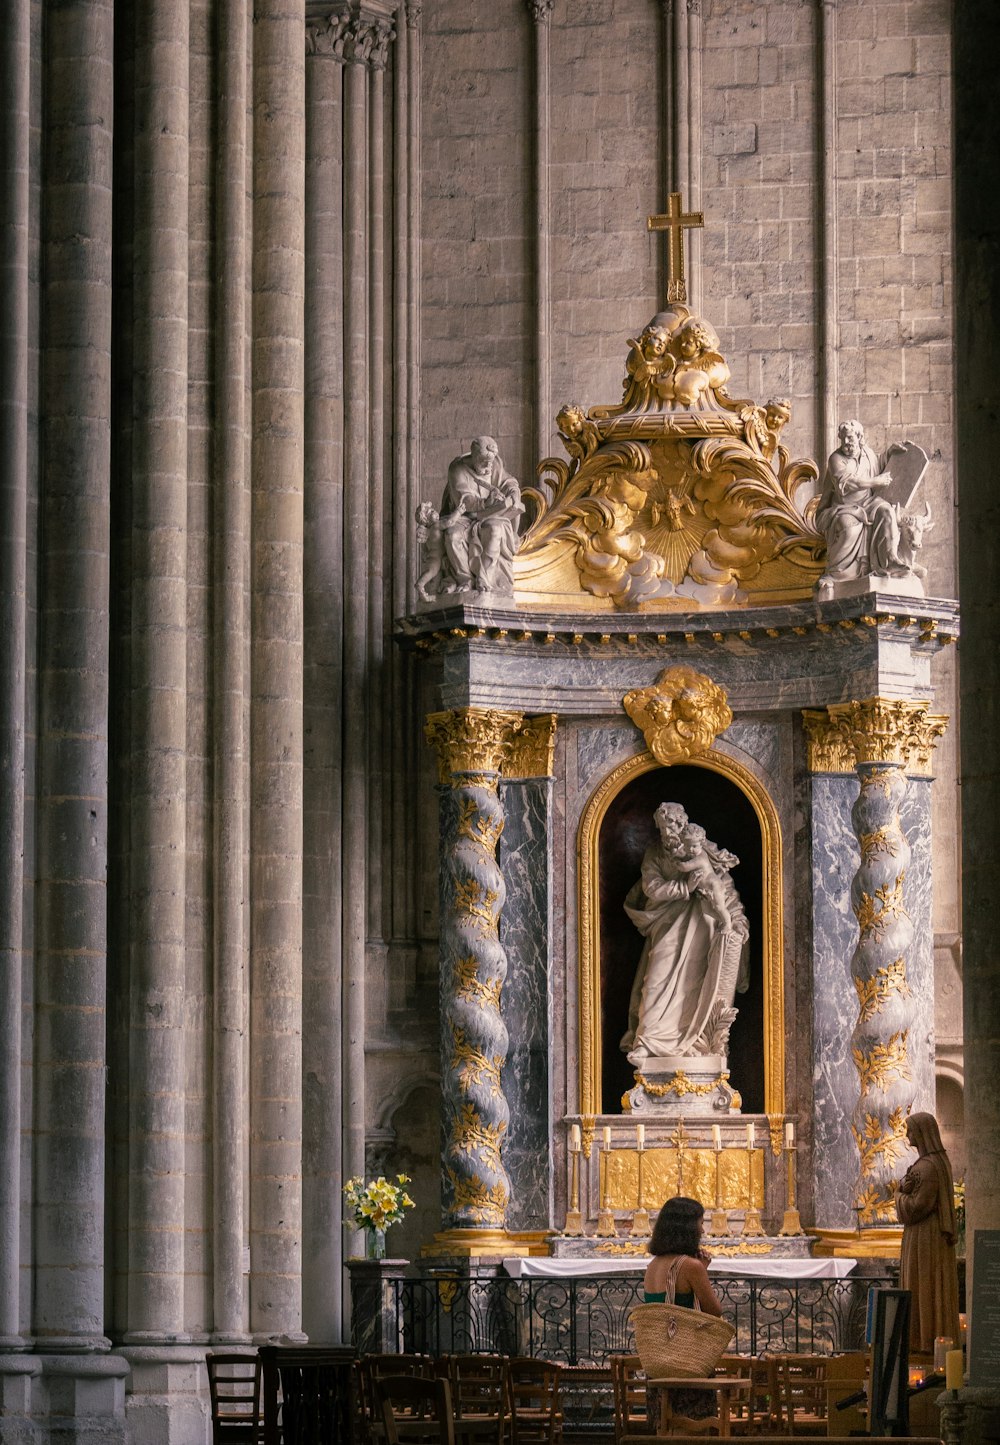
0,0,426,1374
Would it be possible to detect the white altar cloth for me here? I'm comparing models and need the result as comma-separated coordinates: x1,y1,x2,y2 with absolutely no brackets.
503,1256,857,1279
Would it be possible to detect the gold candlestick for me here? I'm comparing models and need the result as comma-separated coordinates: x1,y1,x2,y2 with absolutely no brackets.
707,1140,729,1236
671,1117,689,1194
778,1143,804,1236
563,1145,584,1236
742,1145,765,1236
629,1143,651,1237
596,1134,617,1237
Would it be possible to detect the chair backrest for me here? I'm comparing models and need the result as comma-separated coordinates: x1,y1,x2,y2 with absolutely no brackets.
375,1374,456,1445
443,1356,507,1419
777,1353,828,1428
259,1345,357,1445
610,1356,647,1443
507,1359,561,1445
207,1353,262,1445
361,1357,436,1445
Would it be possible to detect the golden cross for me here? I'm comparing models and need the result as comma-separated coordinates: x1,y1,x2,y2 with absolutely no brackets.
647,192,704,304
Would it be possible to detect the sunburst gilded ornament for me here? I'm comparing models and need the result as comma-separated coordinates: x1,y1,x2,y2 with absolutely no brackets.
623,666,732,765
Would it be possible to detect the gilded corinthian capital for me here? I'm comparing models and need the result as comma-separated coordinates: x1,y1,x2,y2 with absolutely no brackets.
425,707,525,782
802,697,948,775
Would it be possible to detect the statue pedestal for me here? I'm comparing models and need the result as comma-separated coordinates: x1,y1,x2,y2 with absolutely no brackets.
625,1055,739,1116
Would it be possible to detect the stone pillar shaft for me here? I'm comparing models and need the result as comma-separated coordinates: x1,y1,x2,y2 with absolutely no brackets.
0,0,30,1349
528,1,552,467
367,60,386,946
126,0,190,1343
302,24,345,1345
425,709,524,1240
212,0,250,1344
342,53,368,1186
34,0,114,1350
250,0,305,1339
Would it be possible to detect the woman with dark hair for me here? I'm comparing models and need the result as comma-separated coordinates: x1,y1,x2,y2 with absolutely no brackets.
642,1196,724,1426
644,1195,723,1314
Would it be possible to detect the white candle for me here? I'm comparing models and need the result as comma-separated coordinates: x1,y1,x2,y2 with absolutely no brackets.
603,1125,612,1149
785,1122,795,1148
712,1124,722,1150
636,1123,645,1149
746,1122,755,1149
570,1124,581,1152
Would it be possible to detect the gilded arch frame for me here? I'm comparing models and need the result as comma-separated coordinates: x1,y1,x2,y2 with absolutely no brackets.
576,747,786,1123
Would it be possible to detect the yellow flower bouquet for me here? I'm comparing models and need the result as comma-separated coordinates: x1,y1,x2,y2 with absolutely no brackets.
343,1174,415,1259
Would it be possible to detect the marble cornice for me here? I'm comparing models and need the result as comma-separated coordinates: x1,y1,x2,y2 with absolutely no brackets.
306,2,397,67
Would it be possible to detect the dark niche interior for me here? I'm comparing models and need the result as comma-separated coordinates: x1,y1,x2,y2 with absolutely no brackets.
598,763,766,1115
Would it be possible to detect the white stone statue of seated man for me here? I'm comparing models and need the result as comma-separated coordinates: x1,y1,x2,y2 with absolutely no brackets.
620,802,750,1067
816,420,914,584
416,435,524,600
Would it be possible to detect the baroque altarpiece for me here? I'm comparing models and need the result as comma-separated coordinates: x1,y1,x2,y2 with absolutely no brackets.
397,203,958,1264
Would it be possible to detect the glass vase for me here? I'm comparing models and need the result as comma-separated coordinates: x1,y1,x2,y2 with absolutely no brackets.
365,1226,387,1261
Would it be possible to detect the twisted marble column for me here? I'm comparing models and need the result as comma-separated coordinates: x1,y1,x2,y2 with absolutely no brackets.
804,698,947,1227
425,709,524,1239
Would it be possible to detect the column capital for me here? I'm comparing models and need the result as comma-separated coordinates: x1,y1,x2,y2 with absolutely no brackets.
527,0,555,21
404,0,422,27
505,714,557,780
425,707,525,782
306,3,397,68
802,697,948,775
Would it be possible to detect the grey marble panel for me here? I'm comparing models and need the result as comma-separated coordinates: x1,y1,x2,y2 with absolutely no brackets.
810,773,863,1229
500,777,552,1229
724,717,784,787
901,779,935,1116
576,724,638,798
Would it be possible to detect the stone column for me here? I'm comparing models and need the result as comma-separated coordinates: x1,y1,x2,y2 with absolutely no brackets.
250,0,306,1341
528,1,552,466
302,6,347,1346
125,0,190,1346
817,0,840,459
803,700,947,1233
212,0,251,1346
0,0,29,1352
424,709,524,1250
33,0,114,1355
686,0,703,303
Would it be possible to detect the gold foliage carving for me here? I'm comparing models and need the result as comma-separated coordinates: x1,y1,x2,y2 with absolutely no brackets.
855,1184,899,1227
802,699,949,775
852,1106,909,1179
852,1031,911,1093
457,797,504,852
856,875,907,937
623,666,732,765
859,827,900,862
445,1167,507,1225
634,1069,731,1098
706,1243,776,1257
452,1102,507,1172
453,878,500,934
451,1026,504,1097
855,958,911,1022
454,955,502,1012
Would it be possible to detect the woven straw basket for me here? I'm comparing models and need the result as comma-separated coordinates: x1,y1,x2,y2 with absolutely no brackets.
629,1303,736,1380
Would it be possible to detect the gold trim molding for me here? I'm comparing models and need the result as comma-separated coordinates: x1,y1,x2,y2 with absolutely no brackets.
623,666,732,765
577,748,785,1121
802,698,948,776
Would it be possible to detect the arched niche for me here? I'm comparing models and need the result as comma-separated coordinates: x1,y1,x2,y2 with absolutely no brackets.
577,749,785,1120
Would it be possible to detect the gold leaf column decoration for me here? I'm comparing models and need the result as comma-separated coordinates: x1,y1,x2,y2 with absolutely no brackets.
803,698,948,1226
425,707,523,1236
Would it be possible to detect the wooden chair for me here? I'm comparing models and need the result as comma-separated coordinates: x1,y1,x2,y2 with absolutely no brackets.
506,1358,562,1445
775,1356,827,1436
375,1375,457,1445
442,1356,508,1445
259,1344,357,1445
361,1356,435,1445
206,1353,262,1445
611,1356,649,1444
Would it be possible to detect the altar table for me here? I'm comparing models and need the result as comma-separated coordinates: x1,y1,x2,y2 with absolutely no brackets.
503,1256,857,1279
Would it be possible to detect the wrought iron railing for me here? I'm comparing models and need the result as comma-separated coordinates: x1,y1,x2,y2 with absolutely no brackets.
391,1270,896,1365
